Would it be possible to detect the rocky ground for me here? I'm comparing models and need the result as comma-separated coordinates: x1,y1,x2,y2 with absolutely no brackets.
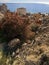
0,19,49,65
12,23,49,65
0,8,49,65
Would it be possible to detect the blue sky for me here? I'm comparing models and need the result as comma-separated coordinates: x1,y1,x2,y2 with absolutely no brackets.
0,0,49,4
0,0,49,13
0,3,49,13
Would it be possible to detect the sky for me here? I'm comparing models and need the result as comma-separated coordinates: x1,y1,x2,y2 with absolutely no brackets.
0,3,49,13
0,0,49,13
0,0,49,4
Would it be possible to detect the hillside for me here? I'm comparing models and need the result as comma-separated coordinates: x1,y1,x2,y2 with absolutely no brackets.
0,4,49,65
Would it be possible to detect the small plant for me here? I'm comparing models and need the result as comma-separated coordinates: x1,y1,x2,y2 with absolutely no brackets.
31,25,38,32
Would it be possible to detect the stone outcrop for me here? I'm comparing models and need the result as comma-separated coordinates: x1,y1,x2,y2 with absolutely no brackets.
0,12,4,21
0,4,7,14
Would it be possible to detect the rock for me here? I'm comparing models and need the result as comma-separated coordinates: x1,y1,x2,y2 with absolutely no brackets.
22,43,27,46
0,4,7,14
8,38,21,48
31,40,35,44
7,38,21,55
38,54,49,65
16,49,20,54
12,52,16,57
25,61,36,65
12,55,25,65
35,37,42,45
0,12,4,21
0,51,2,59
26,40,31,44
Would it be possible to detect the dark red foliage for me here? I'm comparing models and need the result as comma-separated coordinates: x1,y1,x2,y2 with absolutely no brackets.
0,12,30,42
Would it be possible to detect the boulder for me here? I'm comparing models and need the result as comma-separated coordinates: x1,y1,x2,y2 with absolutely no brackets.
8,38,21,48
0,12,4,21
